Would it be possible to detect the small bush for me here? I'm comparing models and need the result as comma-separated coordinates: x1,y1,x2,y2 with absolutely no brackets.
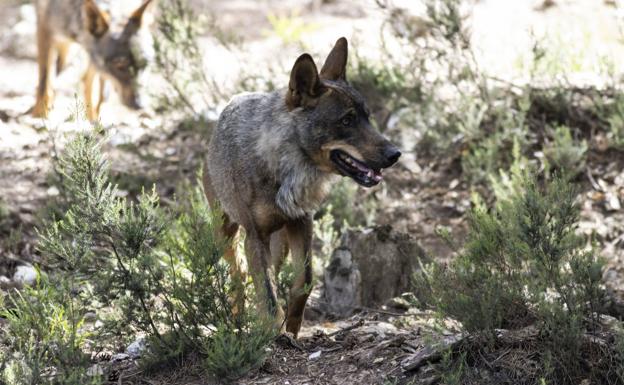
153,0,229,116
415,173,607,383
1,275,101,385
1,128,275,382
543,125,587,177
322,179,378,230
202,318,274,381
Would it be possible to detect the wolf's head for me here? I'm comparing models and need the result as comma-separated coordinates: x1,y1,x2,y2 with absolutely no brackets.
286,38,401,187
82,0,154,110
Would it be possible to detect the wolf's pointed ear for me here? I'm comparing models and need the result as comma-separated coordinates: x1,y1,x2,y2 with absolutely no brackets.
320,37,348,81
128,0,152,30
84,0,109,38
286,54,325,110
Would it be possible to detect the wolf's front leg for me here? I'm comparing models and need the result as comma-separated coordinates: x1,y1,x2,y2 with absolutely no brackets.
285,216,313,338
244,230,285,331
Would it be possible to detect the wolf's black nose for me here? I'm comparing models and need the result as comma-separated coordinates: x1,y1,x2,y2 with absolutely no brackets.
384,147,401,165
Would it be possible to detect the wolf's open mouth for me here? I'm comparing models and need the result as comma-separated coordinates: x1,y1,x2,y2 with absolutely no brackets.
330,150,382,187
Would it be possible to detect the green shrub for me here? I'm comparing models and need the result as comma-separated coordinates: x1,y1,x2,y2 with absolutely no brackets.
415,173,606,383
1,276,101,385
202,318,274,381
1,128,275,382
607,93,624,150
542,125,587,177
153,0,229,116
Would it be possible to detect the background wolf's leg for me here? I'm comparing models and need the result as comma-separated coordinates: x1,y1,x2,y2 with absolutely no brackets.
284,216,313,338
82,63,98,120
244,231,284,330
94,76,106,119
32,21,54,117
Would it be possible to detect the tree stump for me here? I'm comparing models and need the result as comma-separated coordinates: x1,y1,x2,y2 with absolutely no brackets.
323,225,428,317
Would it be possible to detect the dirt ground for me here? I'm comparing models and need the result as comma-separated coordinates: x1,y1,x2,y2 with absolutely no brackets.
2,0,624,384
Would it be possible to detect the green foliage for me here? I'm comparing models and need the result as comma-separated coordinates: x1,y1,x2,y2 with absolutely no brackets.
1,128,274,382
322,179,377,230
265,12,318,45
461,96,532,184
1,275,101,385
415,174,606,383
438,348,467,385
607,93,624,150
202,318,274,381
424,0,468,48
312,207,339,265
153,0,227,116
543,125,587,177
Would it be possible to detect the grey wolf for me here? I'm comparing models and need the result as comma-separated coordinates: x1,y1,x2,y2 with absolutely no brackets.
32,0,154,120
203,37,401,337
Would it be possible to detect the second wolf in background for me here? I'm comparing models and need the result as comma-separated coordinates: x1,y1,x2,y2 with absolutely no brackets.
32,0,154,120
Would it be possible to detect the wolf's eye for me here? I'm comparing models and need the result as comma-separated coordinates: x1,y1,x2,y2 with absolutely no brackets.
341,113,355,127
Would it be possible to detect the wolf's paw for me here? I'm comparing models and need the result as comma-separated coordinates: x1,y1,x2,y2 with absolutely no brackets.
275,332,304,350
31,102,50,118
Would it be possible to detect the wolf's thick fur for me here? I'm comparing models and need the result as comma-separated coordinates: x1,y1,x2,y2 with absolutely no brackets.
32,0,154,119
204,38,401,337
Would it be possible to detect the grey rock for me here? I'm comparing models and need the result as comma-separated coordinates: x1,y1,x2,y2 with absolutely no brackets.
13,264,37,286
126,337,147,358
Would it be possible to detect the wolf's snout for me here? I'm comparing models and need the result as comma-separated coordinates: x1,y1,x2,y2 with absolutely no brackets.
383,146,401,167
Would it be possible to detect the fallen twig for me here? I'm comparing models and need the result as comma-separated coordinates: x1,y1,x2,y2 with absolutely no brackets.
328,318,366,337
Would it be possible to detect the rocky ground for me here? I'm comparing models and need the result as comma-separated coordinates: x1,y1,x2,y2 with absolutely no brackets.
2,0,624,384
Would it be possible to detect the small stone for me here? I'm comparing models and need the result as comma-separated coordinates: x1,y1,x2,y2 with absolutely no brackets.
605,191,621,211
83,312,97,322
13,264,37,286
385,296,411,311
46,186,60,196
126,337,147,358
86,364,103,376
308,350,322,360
